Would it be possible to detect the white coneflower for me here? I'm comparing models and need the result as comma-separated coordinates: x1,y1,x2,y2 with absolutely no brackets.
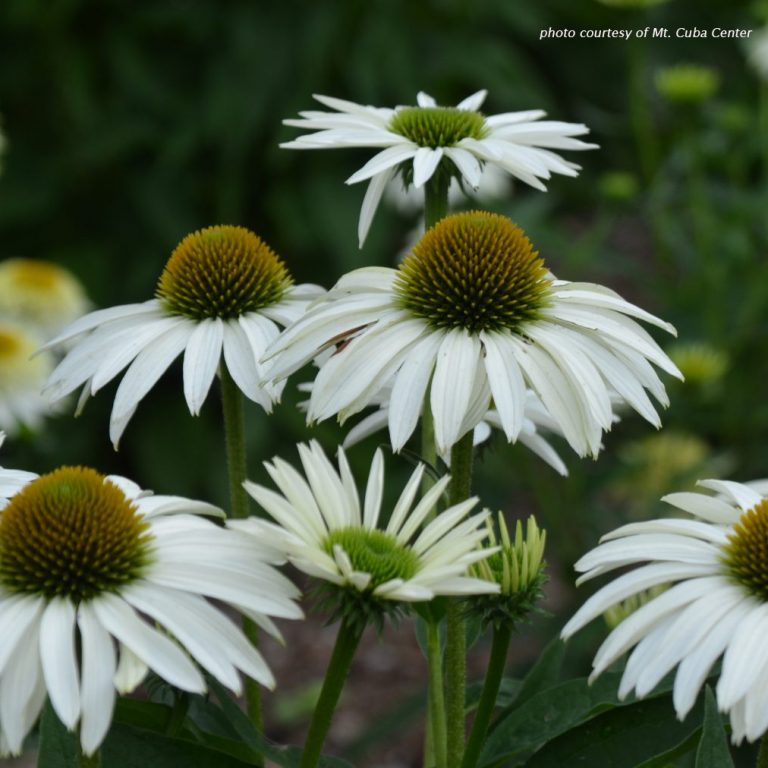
0,462,302,756
0,320,54,435
41,225,322,447
232,440,498,626
265,211,681,456
282,90,596,246
562,479,768,743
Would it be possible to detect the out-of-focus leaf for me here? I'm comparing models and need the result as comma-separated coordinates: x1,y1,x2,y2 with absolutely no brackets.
38,703,78,768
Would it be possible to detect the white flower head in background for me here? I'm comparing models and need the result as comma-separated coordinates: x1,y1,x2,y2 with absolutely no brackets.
0,320,54,436
562,479,768,743
266,211,681,457
0,463,302,756
747,27,768,81
42,225,323,447
324,383,570,476
232,441,499,628
281,90,597,246
0,259,89,339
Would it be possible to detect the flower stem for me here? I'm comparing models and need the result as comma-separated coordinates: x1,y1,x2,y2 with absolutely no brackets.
427,620,448,768
220,362,249,520
300,619,365,768
460,624,512,768
757,734,768,768
446,431,475,768
219,362,263,754
424,173,449,230
628,32,657,184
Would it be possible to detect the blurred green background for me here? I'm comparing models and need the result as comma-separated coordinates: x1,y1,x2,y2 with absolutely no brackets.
0,0,767,761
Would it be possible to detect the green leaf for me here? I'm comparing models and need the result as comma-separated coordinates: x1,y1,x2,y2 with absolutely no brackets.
38,703,78,768
507,637,565,710
101,723,255,767
524,694,704,768
466,678,521,713
695,686,734,768
480,672,628,766
206,678,353,768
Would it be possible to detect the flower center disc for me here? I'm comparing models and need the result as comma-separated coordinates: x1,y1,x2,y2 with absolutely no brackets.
723,499,768,601
0,467,153,601
325,527,418,588
156,225,292,320
389,106,488,148
394,211,551,333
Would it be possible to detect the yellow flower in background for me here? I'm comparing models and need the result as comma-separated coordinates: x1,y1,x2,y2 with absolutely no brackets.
0,320,54,435
0,259,89,338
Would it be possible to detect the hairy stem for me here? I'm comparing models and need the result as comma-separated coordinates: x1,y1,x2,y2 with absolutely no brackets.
460,624,512,768
445,431,475,768
300,619,365,768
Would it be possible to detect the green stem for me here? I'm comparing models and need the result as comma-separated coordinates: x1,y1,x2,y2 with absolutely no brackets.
300,619,365,768
220,363,249,520
758,734,768,768
424,173,450,230
460,624,512,768
164,692,190,736
427,620,448,768
220,363,263,753
445,431,475,768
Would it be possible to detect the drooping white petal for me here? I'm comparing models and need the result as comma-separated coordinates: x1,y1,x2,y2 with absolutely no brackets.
430,330,481,453
77,602,117,755
412,147,444,188
91,593,205,693
39,598,80,729
182,318,224,416
363,449,385,530
358,166,397,247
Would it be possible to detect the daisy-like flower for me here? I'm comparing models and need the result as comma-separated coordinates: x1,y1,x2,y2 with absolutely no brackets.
561,479,768,744
0,258,89,338
265,211,681,457
231,440,499,627
0,320,55,435
282,90,597,246
0,461,302,756
41,225,322,447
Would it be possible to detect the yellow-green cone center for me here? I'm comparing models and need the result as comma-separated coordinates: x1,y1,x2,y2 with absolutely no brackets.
324,527,418,589
723,500,768,600
394,211,551,333
156,225,292,320
389,106,488,148
0,467,153,601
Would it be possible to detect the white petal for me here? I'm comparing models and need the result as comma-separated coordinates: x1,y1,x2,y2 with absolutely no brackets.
346,144,418,185
697,479,762,512
430,330,481,453
77,603,117,755
91,593,205,693
39,599,80,729
182,318,224,416
222,321,270,408
456,90,487,111
109,321,193,447
363,449,385,529
416,92,436,107
387,331,442,451
412,147,444,189
481,331,526,441
0,611,43,754
358,166,397,248
662,492,740,525
444,147,483,188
